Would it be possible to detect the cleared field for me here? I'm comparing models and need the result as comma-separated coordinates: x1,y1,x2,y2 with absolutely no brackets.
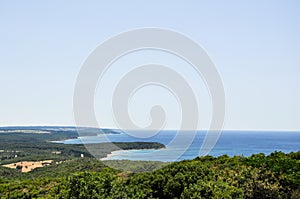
3,160,53,172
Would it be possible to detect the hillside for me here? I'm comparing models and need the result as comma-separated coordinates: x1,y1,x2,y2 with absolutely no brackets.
0,151,299,198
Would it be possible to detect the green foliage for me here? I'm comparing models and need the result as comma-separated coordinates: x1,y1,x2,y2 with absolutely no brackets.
0,131,165,164
103,160,167,172
64,169,117,199
0,130,299,198
61,151,300,199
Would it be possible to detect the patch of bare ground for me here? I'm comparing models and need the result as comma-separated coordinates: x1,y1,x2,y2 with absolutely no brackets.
2,160,53,172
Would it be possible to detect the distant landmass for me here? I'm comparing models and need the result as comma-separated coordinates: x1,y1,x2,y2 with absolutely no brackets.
0,126,121,136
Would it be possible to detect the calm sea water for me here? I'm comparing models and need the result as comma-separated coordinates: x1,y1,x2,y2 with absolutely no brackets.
58,130,300,162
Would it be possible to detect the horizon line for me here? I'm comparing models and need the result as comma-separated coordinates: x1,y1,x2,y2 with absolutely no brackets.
0,124,299,132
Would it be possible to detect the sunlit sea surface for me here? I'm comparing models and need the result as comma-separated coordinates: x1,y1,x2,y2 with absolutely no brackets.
57,130,300,162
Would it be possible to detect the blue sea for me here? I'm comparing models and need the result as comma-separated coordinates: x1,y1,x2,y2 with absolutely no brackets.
58,130,300,162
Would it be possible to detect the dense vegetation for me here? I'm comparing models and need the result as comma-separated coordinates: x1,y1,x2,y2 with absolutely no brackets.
0,151,299,198
0,130,164,164
1,128,299,198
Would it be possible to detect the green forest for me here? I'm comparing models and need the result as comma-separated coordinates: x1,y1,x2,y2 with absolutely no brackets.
0,131,164,164
1,151,299,199
0,130,299,198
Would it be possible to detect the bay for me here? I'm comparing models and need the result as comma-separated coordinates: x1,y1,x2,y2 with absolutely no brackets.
57,130,300,162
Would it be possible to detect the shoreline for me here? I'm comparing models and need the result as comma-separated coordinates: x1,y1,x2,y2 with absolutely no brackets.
100,148,163,161
100,149,124,161
48,133,123,143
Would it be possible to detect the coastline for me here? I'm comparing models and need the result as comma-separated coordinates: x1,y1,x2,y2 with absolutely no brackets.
100,149,124,161
100,148,162,161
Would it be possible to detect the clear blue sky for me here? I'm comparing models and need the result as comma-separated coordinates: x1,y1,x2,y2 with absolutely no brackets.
0,1,299,130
